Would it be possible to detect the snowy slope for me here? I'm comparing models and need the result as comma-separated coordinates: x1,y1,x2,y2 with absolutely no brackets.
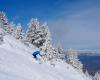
0,35,91,80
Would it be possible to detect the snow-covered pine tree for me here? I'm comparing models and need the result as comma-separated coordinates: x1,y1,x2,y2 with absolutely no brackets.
0,12,8,26
39,23,63,62
0,11,14,35
93,71,100,80
67,49,83,71
0,11,9,33
0,11,8,43
15,23,23,39
8,22,15,34
26,18,47,49
26,18,40,46
56,43,65,60
33,23,46,48
41,23,55,61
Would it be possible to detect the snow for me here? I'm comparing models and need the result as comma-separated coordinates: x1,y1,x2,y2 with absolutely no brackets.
0,35,91,80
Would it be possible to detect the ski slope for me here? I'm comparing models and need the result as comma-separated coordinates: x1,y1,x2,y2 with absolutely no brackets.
0,35,91,80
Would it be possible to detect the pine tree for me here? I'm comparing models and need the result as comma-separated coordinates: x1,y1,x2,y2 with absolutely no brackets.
15,23,23,39
56,43,65,60
41,23,55,61
8,22,15,34
0,12,8,26
67,49,83,71
0,11,9,33
0,11,8,43
26,18,40,45
26,18,47,48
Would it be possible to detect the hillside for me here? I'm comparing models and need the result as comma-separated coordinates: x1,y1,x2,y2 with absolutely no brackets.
0,35,91,80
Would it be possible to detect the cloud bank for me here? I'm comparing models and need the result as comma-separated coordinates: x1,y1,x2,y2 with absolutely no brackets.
48,1,100,50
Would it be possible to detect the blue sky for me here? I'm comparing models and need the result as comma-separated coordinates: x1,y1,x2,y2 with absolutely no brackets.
0,0,100,50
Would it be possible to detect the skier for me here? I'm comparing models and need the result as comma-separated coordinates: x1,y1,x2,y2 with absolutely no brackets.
32,48,41,59
32,51,40,58
32,48,44,63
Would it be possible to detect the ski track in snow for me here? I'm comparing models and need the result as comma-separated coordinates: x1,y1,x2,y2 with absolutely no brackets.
0,35,91,80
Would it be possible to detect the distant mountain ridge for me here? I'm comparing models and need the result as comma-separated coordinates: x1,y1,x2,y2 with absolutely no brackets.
74,50,100,56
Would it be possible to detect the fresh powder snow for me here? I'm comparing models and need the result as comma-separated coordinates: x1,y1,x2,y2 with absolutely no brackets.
0,35,91,80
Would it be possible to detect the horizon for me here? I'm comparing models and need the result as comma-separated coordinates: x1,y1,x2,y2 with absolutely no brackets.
0,0,100,50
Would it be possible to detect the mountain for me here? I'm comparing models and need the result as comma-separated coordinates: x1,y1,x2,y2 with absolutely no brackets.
0,35,91,80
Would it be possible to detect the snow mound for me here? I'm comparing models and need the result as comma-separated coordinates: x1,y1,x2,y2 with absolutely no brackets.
0,35,91,80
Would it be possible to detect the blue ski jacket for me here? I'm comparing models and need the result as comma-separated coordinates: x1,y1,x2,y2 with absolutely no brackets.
32,51,40,56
